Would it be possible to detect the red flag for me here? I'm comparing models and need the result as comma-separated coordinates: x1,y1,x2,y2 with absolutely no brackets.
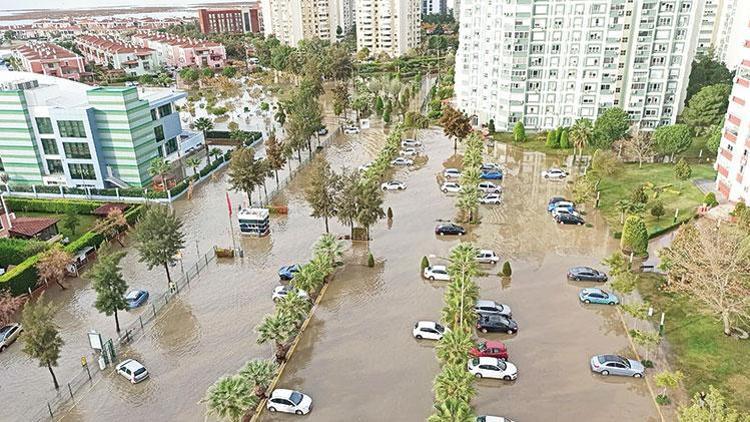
226,192,232,217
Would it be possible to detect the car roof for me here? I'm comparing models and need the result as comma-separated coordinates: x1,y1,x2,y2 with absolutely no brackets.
478,249,495,254
431,265,447,271
417,320,438,328
120,359,144,370
476,299,497,307
475,356,501,365
125,290,143,300
271,389,299,399
600,354,625,363
445,168,459,172
581,288,603,294
572,266,594,272
483,340,506,348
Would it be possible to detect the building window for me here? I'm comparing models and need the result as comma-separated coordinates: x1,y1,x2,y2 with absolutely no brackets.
158,104,172,118
151,109,158,121
36,117,54,134
154,125,165,142
41,138,59,155
63,142,92,159
165,137,178,155
57,120,87,138
68,163,96,180
46,159,64,174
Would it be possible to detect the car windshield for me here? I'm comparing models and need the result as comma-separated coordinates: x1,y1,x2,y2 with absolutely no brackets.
133,367,147,376
289,391,304,405
125,291,140,300
477,341,487,351
471,358,480,366
496,361,507,370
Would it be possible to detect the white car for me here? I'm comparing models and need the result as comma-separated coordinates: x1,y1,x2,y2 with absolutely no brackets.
443,168,461,179
267,389,313,415
423,265,450,281
551,206,580,218
358,162,373,172
478,416,516,422
478,182,501,194
475,250,500,264
400,147,418,156
441,182,461,194
272,285,310,302
116,359,149,384
401,139,422,147
391,157,414,166
343,126,360,134
481,163,501,171
468,357,518,380
381,180,407,191
479,193,502,204
412,321,448,340
541,168,569,180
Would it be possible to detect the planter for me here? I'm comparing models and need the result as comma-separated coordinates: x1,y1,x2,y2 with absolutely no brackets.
214,247,235,258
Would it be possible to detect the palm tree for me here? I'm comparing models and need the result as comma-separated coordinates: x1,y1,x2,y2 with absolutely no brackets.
436,329,475,366
194,117,214,164
238,359,278,399
570,118,593,164
292,260,327,295
148,158,171,190
185,157,201,177
275,288,312,326
256,313,296,363
209,147,223,166
456,186,480,224
441,277,480,332
447,243,480,280
433,363,476,404
354,178,386,243
313,233,344,267
201,375,257,422
427,398,476,422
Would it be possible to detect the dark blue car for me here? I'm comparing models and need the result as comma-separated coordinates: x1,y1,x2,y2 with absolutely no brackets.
125,290,149,309
480,170,503,180
278,264,300,280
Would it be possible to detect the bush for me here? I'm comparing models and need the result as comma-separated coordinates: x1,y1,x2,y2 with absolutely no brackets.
674,158,692,180
703,192,718,207
591,149,622,176
650,200,665,220
0,254,41,295
4,197,101,214
421,256,430,272
655,395,670,406
501,261,512,277
621,215,648,256
367,252,375,267
630,185,648,204
545,130,558,148
0,238,48,267
387,207,393,219
559,129,571,148
513,121,526,142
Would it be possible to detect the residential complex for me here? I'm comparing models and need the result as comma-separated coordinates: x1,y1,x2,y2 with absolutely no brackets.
132,33,227,69
260,0,352,45
76,35,160,76
422,0,447,15
715,0,750,69
355,0,421,57
198,4,263,34
714,20,750,202
0,71,202,189
13,42,89,81
455,0,708,131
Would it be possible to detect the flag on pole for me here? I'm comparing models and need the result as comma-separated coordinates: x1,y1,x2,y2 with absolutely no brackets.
226,192,232,217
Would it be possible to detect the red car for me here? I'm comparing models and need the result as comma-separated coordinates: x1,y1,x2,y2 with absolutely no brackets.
470,339,508,360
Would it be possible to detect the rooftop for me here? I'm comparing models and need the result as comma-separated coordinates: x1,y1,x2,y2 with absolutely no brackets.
14,42,81,61
133,33,223,49
77,35,154,55
8,217,59,238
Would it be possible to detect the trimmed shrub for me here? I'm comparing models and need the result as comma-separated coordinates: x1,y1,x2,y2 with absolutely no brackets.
421,256,430,272
674,158,692,181
367,252,375,267
630,185,648,204
387,207,393,219
621,215,648,256
64,231,105,254
650,200,665,220
560,129,571,148
0,238,48,267
703,192,718,207
0,254,41,295
4,197,102,214
501,261,512,277
545,130,558,148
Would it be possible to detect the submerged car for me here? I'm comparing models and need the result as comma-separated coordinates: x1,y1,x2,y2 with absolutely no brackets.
470,339,508,360
272,285,310,302
476,417,516,422
0,323,22,352
479,193,502,204
541,168,568,179
555,213,585,225
267,389,313,415
468,357,518,380
481,163,501,171
475,249,500,264
391,157,414,166
478,182,501,194
567,267,608,282
435,223,466,236
278,264,301,280
412,321,448,340
116,359,149,384
547,197,572,212
476,314,518,334
343,126,360,134
443,168,461,179
400,147,418,156
441,182,461,193
124,290,149,309
590,354,645,378
475,299,512,318
423,265,450,281
480,169,503,180
381,180,407,191
401,139,422,148
579,288,619,305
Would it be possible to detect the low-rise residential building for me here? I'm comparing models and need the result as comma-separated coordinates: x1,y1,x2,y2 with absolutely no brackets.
76,35,160,76
132,33,227,69
0,71,203,189
13,42,90,81
198,4,263,34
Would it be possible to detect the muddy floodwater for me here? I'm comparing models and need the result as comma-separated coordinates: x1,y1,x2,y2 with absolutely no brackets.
2,123,658,421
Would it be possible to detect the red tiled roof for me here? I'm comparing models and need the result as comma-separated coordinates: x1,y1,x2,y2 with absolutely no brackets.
14,42,80,61
8,217,58,238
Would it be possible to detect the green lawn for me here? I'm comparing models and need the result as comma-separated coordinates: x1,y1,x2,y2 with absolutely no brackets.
16,212,99,242
637,274,750,412
596,163,716,236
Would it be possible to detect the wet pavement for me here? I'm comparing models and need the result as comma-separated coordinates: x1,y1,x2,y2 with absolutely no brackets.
263,131,660,422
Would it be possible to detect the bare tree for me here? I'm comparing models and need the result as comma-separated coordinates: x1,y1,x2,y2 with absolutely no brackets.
621,125,655,168
0,290,26,326
659,222,750,335
36,247,73,290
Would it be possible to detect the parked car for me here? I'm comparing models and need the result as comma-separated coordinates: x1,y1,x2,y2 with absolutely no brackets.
401,139,422,148
358,162,373,172
475,249,500,264
476,416,516,422
0,323,22,352
481,163,501,171
412,321,448,340
590,354,645,378
479,193,502,204
555,213,585,225
278,264,300,280
343,126,360,134
475,299,512,317
381,180,407,191
550,202,578,217
317,127,328,136
400,147,418,156
480,169,504,180
478,182,501,194
443,168,461,179
267,389,313,415
476,314,518,334
391,157,414,166
272,285,310,302
124,290,149,309
423,265,450,281
547,197,572,212
470,339,508,360
541,168,569,179
116,359,149,384
441,182,461,193
468,357,518,380
579,288,619,305
435,223,466,236
567,267,608,282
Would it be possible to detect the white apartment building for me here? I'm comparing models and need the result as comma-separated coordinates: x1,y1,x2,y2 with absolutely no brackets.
714,19,750,202
715,0,750,69
455,0,706,131
356,0,421,57
422,0,447,15
260,0,353,46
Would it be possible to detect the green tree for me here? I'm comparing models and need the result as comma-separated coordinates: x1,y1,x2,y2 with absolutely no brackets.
21,294,64,389
620,215,648,256
355,178,386,242
210,147,223,164
674,158,692,181
653,124,693,160
313,233,344,268
276,285,312,325
677,385,748,422
90,250,129,333
650,200,665,220
570,118,594,162
382,99,392,123
433,363,476,403
572,175,597,208
439,105,472,151
591,149,622,176
435,329,474,366
545,130,558,148
61,207,80,236
375,96,385,116
332,82,349,117
304,158,339,233
706,124,722,155
264,133,286,186
228,147,263,204
513,121,526,142
256,313,296,363
221,66,237,78
133,205,186,287
442,277,480,332
654,370,684,404
148,157,171,189
593,107,630,149
681,83,731,136
685,51,733,104
36,247,72,290
201,375,257,422
238,359,278,399
185,157,201,177
630,184,648,204
427,398,476,422
487,119,495,134
194,117,214,161
559,128,571,148
704,192,718,207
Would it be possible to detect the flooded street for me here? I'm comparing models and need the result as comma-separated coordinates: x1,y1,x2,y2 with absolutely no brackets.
264,130,659,422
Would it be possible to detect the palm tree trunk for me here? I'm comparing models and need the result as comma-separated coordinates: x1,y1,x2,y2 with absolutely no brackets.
247,190,253,206
114,310,121,333
297,148,302,162
48,363,60,389
163,261,172,285
453,137,457,151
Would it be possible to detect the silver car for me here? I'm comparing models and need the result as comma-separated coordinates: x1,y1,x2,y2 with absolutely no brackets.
0,323,22,352
590,354,645,378
475,299,512,317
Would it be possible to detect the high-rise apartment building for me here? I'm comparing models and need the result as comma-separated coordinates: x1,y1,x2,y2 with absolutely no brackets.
455,0,706,131
198,4,263,34
355,0,421,57
260,0,352,46
422,0,447,15
714,19,750,202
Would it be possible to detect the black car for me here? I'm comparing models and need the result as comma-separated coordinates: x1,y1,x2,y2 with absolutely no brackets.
555,213,585,225
476,314,518,334
435,223,466,236
567,266,608,282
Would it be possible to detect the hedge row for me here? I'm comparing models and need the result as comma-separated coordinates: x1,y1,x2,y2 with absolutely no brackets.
0,238,48,268
4,197,103,214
